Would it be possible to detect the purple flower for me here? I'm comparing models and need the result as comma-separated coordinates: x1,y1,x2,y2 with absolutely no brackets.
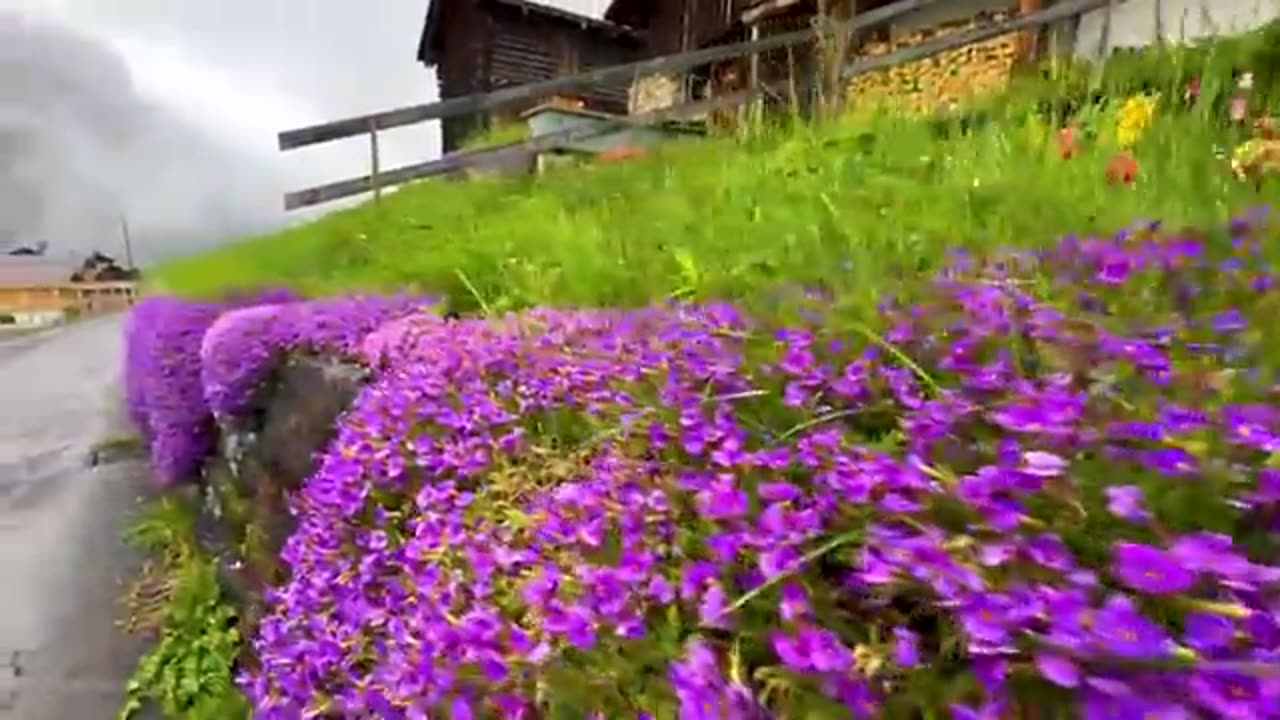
1089,595,1171,658
1033,653,1080,688
893,627,920,667
1140,446,1199,476
1021,450,1069,477
1183,612,1236,655
1104,485,1150,522
1110,542,1196,595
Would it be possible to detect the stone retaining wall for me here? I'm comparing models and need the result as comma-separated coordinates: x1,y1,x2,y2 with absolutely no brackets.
189,354,365,671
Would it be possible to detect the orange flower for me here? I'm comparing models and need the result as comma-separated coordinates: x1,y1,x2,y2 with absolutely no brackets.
1057,125,1078,159
1106,151,1139,184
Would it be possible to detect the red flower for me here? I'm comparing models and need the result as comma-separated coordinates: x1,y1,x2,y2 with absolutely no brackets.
1106,151,1139,184
1057,125,1078,159
1255,117,1278,140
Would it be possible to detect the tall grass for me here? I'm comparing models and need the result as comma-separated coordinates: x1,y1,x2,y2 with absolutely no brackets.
149,21,1280,315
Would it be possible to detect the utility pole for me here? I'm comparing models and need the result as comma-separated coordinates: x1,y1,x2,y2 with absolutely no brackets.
119,215,135,269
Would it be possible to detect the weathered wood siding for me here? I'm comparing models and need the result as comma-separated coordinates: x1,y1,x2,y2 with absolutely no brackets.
578,35,637,109
641,0,749,55
487,7,636,113
435,0,491,151
433,1,641,152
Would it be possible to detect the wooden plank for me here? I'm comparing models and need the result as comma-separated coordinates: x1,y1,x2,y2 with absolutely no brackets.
284,92,745,210
283,0,1108,210
277,0,946,150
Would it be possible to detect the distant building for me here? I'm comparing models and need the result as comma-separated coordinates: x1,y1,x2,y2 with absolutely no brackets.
416,0,645,152
0,257,78,328
0,254,138,328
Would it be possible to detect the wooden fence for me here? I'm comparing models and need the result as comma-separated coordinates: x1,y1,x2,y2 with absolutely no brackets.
279,0,1114,211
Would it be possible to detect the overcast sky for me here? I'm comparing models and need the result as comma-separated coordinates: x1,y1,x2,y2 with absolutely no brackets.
23,0,610,170
1,0,608,261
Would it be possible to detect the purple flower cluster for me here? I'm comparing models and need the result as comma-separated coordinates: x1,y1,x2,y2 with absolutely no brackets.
240,209,1280,719
124,289,297,485
200,294,433,423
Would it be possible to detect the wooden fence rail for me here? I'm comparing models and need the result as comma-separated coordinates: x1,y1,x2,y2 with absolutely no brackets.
277,0,947,151
280,0,1111,211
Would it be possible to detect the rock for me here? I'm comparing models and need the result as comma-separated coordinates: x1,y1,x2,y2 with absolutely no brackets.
195,353,368,674
256,355,364,491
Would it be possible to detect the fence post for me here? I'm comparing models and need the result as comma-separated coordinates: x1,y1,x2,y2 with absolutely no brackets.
1018,0,1045,64
368,120,382,205
1099,0,1115,58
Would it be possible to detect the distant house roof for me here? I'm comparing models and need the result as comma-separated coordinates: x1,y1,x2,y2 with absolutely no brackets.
0,257,75,286
417,0,639,67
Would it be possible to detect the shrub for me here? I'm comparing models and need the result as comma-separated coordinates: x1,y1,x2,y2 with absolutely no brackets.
242,210,1280,718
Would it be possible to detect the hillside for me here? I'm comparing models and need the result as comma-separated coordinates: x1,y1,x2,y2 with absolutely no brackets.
118,22,1280,720
151,26,1280,314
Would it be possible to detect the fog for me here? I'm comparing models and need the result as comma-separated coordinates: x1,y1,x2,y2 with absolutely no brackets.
2,0,606,263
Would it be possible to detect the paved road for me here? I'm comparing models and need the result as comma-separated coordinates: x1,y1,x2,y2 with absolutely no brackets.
0,316,153,719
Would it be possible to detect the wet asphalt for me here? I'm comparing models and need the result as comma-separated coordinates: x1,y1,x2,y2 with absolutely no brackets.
0,316,153,720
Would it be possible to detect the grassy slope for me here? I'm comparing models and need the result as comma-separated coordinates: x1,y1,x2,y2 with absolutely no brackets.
151,29,1280,313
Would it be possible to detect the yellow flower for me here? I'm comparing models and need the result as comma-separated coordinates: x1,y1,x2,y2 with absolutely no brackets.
1115,94,1158,148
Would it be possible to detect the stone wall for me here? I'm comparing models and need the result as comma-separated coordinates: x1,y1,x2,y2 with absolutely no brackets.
190,354,366,669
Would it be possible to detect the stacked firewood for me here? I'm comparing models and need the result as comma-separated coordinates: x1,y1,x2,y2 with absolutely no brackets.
847,13,1021,115
629,74,683,115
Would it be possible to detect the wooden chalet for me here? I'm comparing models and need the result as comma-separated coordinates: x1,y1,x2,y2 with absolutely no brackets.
417,0,645,152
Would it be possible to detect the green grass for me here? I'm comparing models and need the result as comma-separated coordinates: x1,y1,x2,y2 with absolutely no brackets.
118,495,247,720
150,28,1280,313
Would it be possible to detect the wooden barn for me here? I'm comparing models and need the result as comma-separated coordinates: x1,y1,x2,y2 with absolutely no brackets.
417,0,646,152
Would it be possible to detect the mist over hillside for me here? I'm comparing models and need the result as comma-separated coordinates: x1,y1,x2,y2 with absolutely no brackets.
0,13,286,263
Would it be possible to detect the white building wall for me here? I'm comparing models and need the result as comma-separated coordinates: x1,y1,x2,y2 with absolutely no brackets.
1074,0,1280,59
884,0,1280,58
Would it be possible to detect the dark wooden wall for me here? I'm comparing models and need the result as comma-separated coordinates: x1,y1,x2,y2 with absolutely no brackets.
622,0,753,56
433,1,640,152
433,0,491,151
486,6,635,113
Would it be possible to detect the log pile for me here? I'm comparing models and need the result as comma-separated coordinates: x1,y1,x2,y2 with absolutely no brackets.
629,74,683,115
847,12,1021,115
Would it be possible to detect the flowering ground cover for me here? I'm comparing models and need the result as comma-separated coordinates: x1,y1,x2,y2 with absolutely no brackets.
124,291,431,485
121,24,1280,719
200,293,434,424
122,209,1280,718
124,289,298,485
146,23,1280,315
